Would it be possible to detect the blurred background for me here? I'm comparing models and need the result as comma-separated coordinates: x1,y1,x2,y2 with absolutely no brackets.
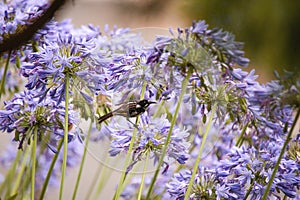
58,0,300,82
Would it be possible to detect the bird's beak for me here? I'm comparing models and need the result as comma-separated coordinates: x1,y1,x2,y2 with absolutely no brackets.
149,101,156,105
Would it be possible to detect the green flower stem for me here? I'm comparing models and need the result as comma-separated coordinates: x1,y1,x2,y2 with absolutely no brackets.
113,122,139,200
1,149,22,197
12,146,31,195
138,151,150,200
21,157,32,199
235,122,249,147
2,127,33,199
153,100,165,118
184,103,217,200
92,156,116,200
113,82,147,200
87,164,103,200
39,138,64,200
146,68,192,199
262,107,300,200
59,73,70,200
72,121,93,200
0,51,11,98
31,128,38,200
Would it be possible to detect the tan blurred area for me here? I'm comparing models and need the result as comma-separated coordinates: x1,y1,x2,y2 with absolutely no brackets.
57,0,187,32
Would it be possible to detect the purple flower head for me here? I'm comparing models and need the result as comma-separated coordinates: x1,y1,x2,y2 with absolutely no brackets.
0,90,78,151
190,20,250,67
217,141,300,199
20,23,103,106
0,0,49,43
105,113,190,173
167,167,244,200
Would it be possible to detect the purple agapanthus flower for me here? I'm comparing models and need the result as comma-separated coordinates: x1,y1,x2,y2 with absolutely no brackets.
104,113,190,172
0,0,49,43
0,90,78,150
21,29,96,104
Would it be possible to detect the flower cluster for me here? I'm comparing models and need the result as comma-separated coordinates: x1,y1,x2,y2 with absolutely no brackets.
114,21,299,199
0,0,49,42
0,90,78,150
105,114,190,171
0,1,299,198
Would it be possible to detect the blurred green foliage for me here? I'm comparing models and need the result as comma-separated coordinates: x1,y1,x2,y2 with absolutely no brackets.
183,0,300,81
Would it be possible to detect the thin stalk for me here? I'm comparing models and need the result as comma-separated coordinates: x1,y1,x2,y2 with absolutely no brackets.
113,125,138,200
262,108,300,200
72,121,93,200
146,68,192,199
12,146,31,194
87,164,102,200
3,127,33,198
235,122,249,147
184,104,217,200
113,82,148,200
21,157,32,199
153,100,165,118
31,128,38,200
0,51,11,98
137,151,150,200
92,158,114,200
90,157,108,200
59,73,70,200
2,149,22,197
39,139,64,200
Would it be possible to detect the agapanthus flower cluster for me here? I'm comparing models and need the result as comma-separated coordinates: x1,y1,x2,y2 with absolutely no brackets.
104,114,190,171
167,139,300,199
0,0,49,42
114,21,299,199
0,1,299,198
0,90,78,150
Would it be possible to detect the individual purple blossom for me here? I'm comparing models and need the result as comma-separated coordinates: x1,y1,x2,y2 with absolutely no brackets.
244,78,295,141
146,20,249,79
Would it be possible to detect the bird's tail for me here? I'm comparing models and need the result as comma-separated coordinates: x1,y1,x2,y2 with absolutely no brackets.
98,112,113,123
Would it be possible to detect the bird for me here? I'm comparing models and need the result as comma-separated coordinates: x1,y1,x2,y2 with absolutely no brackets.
98,99,156,124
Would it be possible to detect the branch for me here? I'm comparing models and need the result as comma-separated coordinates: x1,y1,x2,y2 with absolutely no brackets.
0,0,67,53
